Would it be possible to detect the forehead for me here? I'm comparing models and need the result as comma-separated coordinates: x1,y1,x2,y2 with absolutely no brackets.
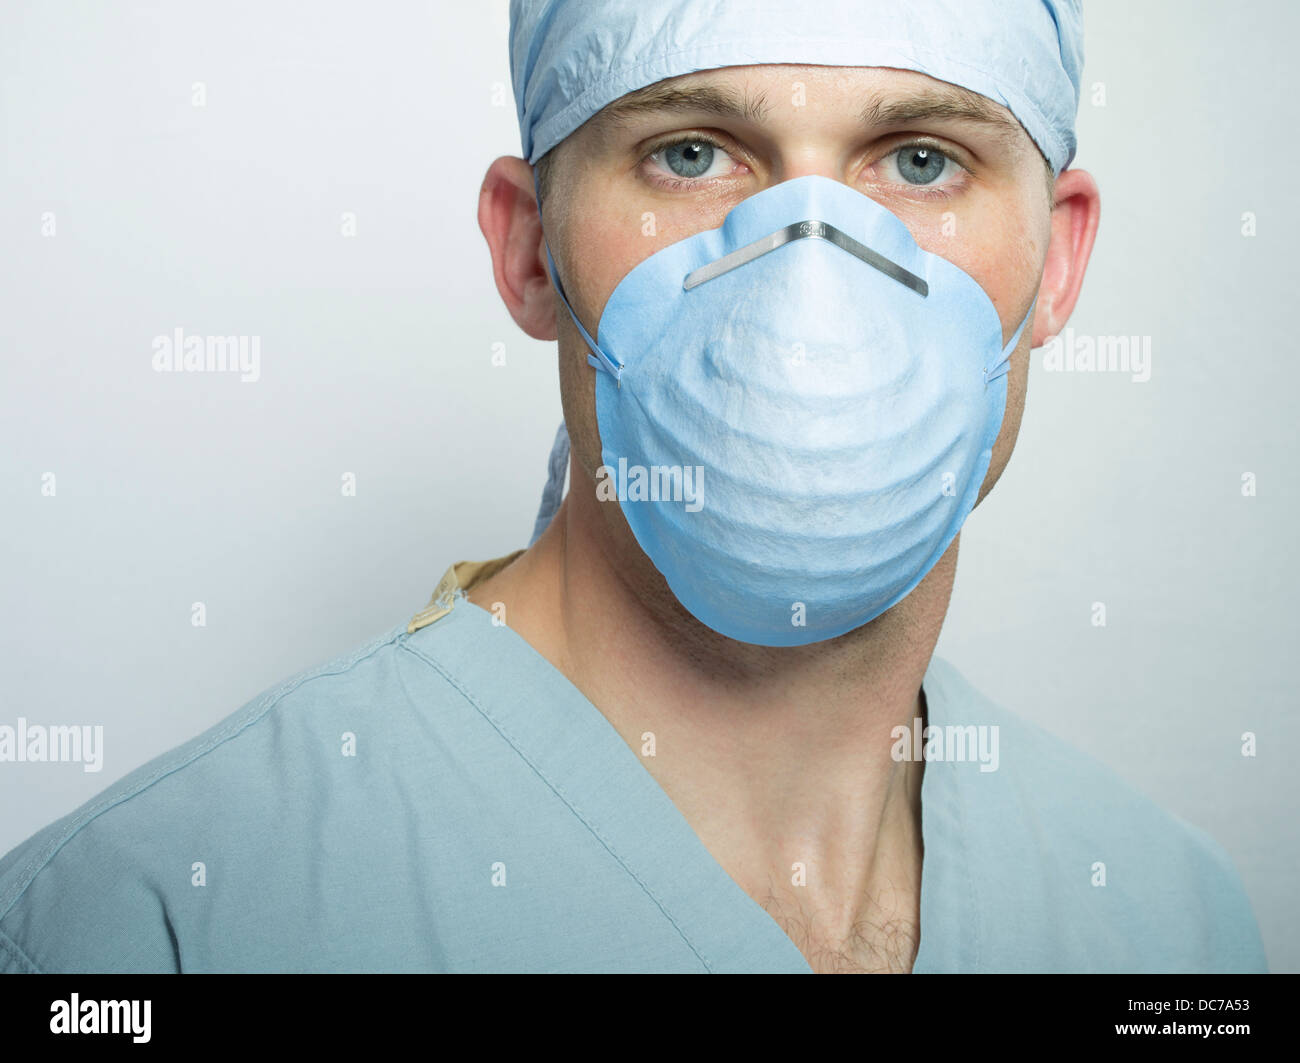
584,64,1029,151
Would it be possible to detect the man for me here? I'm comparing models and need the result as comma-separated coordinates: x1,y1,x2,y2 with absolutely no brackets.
0,0,1268,973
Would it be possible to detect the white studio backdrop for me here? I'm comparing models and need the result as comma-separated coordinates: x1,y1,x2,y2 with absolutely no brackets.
1,0,1296,970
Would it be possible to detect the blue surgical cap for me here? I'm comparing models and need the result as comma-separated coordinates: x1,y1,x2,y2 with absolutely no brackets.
510,0,1084,176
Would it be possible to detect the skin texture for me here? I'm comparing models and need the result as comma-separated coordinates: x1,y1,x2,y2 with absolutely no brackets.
474,64,1100,972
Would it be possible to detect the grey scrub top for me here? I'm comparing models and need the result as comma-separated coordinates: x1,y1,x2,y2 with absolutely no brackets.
0,554,1269,973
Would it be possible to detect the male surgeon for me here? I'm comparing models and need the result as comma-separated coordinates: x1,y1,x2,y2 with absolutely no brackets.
0,0,1269,973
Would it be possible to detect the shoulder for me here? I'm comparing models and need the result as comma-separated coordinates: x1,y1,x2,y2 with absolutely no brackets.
921,655,1268,972
0,618,477,973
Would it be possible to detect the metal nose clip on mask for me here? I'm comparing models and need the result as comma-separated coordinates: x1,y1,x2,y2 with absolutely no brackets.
540,174,1033,647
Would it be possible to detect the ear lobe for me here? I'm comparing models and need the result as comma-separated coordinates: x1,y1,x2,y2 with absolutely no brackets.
1031,296,1055,348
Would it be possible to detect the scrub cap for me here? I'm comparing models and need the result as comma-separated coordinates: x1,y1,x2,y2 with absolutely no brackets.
510,0,1085,175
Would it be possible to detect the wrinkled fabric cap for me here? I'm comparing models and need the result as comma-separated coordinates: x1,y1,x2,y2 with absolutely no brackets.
510,0,1084,175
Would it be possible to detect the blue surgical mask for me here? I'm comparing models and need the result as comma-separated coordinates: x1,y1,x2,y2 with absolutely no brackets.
542,174,1032,646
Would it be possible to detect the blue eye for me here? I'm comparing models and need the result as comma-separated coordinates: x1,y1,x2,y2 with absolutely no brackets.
895,146,949,185
662,140,715,178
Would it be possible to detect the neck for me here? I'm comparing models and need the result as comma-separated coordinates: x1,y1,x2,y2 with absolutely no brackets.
467,454,955,949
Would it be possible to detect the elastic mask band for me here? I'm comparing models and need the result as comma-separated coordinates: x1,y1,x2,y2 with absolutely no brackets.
543,243,625,384
984,295,1037,385
534,169,625,385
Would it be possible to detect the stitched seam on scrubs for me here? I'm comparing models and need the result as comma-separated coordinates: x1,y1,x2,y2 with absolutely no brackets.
0,623,410,921
949,760,983,970
397,636,717,973
533,37,1068,170
937,671,984,972
0,927,43,973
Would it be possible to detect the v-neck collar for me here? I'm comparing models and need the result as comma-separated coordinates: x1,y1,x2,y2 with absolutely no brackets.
403,556,975,973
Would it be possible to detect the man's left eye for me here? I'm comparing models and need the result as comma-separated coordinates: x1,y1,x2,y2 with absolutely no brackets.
649,138,734,180
884,145,959,186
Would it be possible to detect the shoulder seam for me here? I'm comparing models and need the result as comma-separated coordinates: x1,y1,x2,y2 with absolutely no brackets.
0,622,409,923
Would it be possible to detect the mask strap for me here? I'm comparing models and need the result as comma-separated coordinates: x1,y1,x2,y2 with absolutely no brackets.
529,420,571,545
533,170,624,385
984,296,1037,385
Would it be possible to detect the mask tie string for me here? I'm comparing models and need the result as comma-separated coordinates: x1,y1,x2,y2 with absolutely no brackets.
984,295,1037,385
533,169,624,385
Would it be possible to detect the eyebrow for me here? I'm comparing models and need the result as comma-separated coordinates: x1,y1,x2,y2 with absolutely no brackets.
858,84,1027,149
588,82,772,132
588,77,1027,150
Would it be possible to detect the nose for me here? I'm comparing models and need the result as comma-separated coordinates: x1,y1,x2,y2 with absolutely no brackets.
768,149,854,190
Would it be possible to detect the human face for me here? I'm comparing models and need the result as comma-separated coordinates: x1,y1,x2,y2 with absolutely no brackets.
541,63,1054,513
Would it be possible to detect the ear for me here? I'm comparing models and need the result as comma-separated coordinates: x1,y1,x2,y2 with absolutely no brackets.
1032,167,1101,345
477,155,557,341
